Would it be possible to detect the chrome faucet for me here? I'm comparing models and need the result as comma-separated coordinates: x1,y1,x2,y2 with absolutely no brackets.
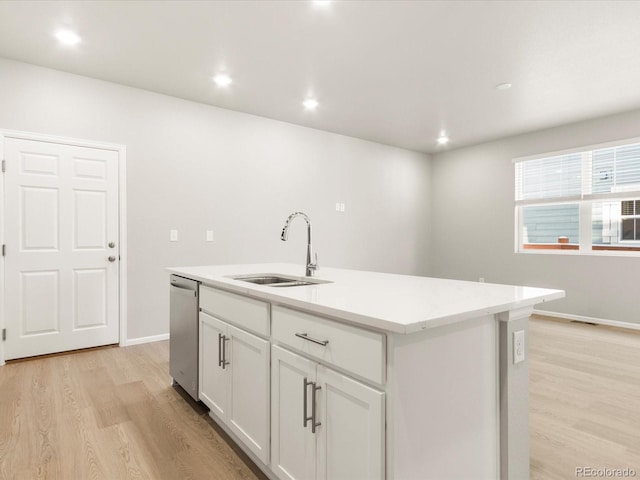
281,212,319,277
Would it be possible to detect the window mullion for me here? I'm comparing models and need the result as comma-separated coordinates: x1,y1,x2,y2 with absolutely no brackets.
579,202,592,252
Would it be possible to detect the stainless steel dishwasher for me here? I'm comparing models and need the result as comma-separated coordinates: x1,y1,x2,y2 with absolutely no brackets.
170,274,199,401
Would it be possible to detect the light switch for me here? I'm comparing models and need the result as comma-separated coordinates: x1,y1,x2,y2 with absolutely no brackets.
206,230,214,242
170,229,178,242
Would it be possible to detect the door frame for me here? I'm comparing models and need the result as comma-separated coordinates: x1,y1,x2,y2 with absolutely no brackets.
0,129,128,366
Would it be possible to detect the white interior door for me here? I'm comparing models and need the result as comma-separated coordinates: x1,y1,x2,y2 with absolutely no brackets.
3,136,119,360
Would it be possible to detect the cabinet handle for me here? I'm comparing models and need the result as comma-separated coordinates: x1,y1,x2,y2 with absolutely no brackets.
303,378,322,433
295,333,329,347
221,335,230,369
303,377,313,428
311,383,321,434
218,333,230,369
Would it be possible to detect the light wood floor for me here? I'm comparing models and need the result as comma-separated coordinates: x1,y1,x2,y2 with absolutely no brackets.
530,316,640,479
0,317,638,479
0,341,267,480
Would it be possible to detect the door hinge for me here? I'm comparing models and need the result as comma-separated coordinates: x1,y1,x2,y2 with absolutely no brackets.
2,329,5,341
1,159,5,173
1,244,4,257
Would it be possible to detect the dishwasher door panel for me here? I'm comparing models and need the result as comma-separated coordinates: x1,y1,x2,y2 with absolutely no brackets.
170,276,199,400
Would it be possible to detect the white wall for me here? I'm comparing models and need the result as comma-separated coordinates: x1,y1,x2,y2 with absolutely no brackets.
0,58,431,341
430,109,640,326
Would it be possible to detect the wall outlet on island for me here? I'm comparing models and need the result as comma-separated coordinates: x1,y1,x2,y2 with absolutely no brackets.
513,330,525,364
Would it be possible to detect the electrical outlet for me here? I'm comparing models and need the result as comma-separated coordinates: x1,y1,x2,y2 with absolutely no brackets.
206,230,214,242
513,330,525,364
479,277,485,283
170,229,178,242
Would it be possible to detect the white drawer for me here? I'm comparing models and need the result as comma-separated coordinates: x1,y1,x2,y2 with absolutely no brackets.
200,285,269,337
271,305,385,385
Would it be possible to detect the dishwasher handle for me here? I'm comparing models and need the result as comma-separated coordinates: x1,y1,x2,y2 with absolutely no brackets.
170,283,197,297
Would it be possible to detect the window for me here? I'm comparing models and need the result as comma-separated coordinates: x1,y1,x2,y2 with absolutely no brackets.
515,138,640,254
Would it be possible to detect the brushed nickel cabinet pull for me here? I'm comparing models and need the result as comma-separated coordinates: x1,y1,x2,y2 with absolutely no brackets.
311,383,321,434
295,333,329,346
303,377,313,428
221,335,230,369
218,333,223,367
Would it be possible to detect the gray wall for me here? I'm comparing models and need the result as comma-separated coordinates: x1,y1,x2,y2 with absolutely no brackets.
0,58,431,341
430,109,640,325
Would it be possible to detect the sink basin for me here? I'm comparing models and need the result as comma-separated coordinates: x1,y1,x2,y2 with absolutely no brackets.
228,274,332,288
238,276,298,285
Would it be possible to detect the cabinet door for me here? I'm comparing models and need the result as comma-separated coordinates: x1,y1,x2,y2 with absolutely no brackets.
271,345,317,480
316,365,385,480
227,324,270,464
199,312,228,418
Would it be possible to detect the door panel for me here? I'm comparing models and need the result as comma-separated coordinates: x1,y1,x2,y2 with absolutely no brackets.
271,345,316,480
21,186,59,250
3,136,119,359
20,151,58,176
316,365,385,480
73,268,107,329
199,312,228,417
73,190,106,249
227,324,269,464
20,270,59,335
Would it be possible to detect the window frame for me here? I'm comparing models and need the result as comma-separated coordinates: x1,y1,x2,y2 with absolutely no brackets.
514,136,640,257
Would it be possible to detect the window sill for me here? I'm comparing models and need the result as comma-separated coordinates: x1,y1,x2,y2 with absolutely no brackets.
523,243,578,250
519,243,640,256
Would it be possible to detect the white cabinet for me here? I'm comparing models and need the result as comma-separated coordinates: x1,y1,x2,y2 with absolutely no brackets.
271,345,384,480
199,311,270,464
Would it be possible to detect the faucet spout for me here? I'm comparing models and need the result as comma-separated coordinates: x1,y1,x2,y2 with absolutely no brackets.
281,212,319,277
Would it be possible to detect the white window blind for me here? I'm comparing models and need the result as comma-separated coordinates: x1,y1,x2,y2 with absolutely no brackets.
515,142,640,205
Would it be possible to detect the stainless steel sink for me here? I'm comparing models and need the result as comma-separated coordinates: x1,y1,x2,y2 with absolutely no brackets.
238,276,298,285
228,274,331,287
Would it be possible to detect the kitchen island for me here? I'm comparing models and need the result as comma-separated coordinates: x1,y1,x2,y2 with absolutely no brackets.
167,263,564,480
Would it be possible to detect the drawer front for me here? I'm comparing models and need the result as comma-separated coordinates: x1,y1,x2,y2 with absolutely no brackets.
271,305,385,385
200,285,269,337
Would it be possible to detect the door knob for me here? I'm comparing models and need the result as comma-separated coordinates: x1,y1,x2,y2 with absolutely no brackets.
108,242,116,248
108,256,116,262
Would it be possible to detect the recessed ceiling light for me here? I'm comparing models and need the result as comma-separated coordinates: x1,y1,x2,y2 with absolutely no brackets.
303,98,319,110
496,82,513,91
213,74,232,87
437,133,450,145
55,29,81,46
313,0,331,6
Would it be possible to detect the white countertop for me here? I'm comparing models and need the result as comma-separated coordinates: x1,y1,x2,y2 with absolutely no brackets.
167,263,565,334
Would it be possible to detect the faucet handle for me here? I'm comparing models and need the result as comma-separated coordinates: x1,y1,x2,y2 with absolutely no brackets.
313,253,319,269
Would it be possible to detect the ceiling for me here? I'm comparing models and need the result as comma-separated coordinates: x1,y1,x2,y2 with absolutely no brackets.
1,1,640,154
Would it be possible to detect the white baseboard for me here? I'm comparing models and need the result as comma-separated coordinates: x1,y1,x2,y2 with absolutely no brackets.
123,333,170,346
533,309,640,331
